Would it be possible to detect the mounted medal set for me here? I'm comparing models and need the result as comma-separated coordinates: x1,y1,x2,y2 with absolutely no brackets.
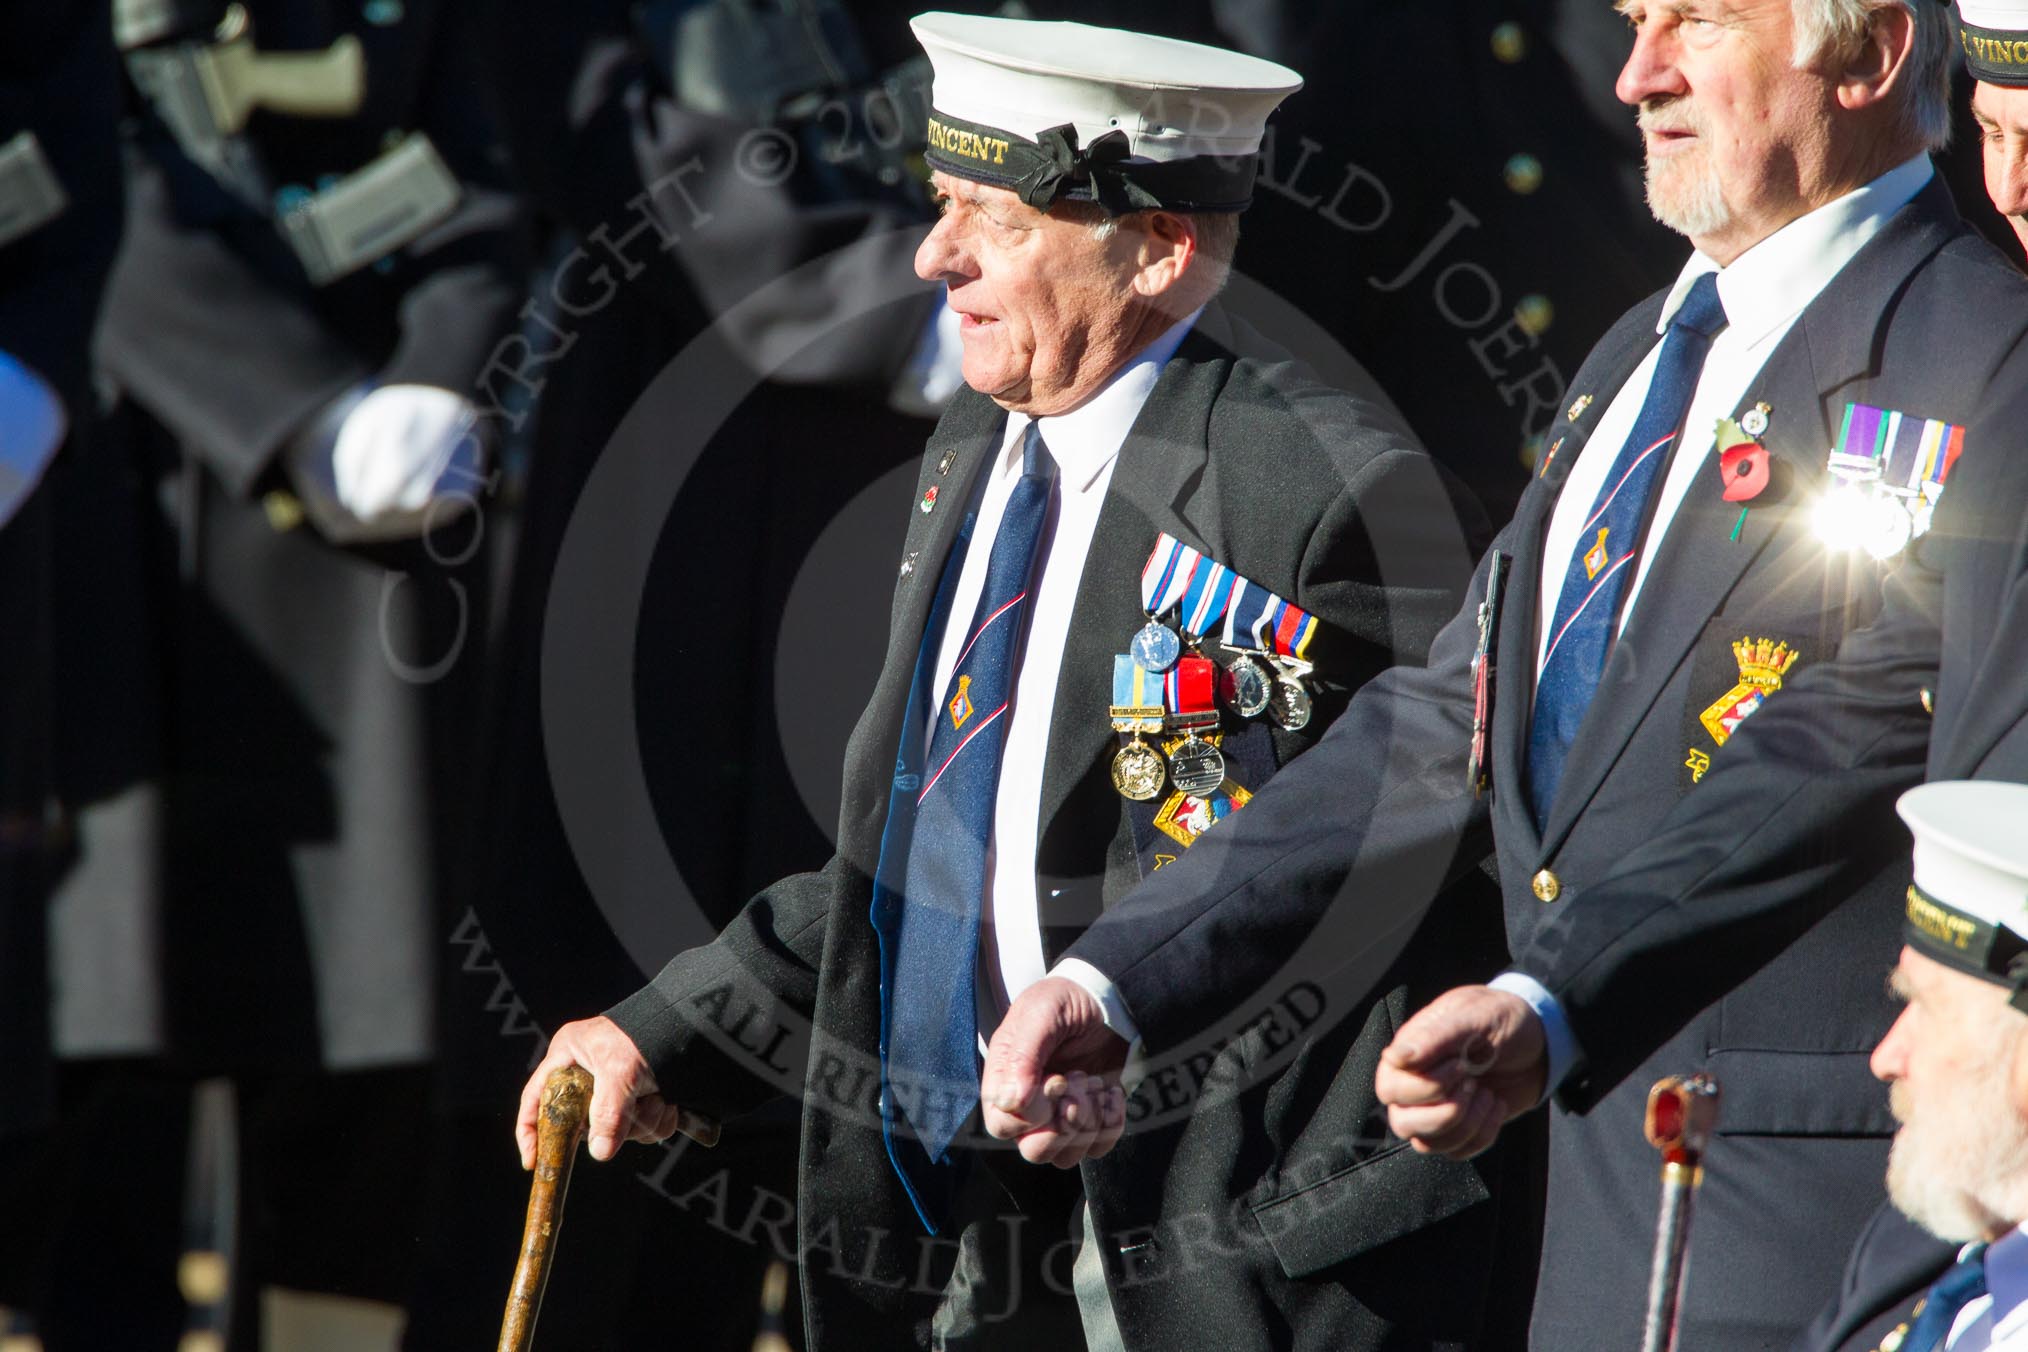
1109,533,1322,803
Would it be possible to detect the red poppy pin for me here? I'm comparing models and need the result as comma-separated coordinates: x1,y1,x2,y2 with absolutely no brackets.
1715,410,1771,539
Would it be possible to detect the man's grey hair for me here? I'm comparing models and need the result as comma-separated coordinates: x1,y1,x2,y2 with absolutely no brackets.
1792,0,1955,150
1083,208,1241,296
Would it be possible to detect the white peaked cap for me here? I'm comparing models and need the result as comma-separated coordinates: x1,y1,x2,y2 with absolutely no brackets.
909,11,1301,213
1958,1,2028,86
1897,781,2028,1002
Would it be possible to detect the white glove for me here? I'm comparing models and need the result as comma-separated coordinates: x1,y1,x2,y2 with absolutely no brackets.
0,349,65,532
329,383,481,522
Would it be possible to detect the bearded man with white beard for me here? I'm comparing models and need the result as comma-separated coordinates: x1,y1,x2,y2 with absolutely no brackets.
1789,783,2028,1352
994,0,2028,1343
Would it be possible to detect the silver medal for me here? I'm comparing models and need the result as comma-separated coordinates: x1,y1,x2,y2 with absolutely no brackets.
1269,676,1313,731
1167,736,1226,796
1221,655,1272,718
1131,621,1182,673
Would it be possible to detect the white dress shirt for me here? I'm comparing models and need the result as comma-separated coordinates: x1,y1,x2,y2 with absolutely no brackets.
923,311,1198,1046
1497,154,1935,1091
1947,1225,2028,1350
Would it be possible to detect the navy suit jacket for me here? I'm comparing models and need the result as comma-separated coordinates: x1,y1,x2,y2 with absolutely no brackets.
1067,174,2028,1346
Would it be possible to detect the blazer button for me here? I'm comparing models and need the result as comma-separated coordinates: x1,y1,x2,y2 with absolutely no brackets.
1532,869,1561,903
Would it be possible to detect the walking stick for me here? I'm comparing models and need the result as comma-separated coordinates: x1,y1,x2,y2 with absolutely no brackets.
497,1065,722,1352
1639,1073,1721,1352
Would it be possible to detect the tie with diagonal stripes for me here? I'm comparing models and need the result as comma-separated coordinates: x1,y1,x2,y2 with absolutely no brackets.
1903,1242,1988,1352
878,420,1057,1229
1527,271,1728,829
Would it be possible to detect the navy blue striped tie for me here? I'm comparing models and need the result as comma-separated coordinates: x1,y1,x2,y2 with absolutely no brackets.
1528,272,1727,828
1904,1243,1988,1352
879,422,1056,1228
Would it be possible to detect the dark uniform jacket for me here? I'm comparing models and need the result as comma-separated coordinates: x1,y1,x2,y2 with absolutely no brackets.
1067,176,2028,1348
89,0,526,1070
0,0,124,1137
1791,1203,1959,1352
608,309,1509,1351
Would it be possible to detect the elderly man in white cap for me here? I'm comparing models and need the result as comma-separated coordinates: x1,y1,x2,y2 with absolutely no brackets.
516,13,1499,1350
1958,0,2028,253
1794,781,2028,1352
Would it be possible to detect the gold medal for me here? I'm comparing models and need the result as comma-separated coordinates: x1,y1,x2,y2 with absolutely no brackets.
1111,738,1166,801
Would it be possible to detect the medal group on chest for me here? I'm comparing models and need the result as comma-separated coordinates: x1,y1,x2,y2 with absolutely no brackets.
1108,533,1318,807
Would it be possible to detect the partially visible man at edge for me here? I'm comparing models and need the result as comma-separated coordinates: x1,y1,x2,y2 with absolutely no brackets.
1964,0,2028,255
1793,782,2028,1351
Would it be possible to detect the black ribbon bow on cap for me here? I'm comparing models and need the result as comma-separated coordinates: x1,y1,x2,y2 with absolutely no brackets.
1014,123,1164,214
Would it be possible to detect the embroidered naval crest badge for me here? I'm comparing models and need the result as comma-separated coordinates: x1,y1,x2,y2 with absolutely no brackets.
1698,637,1799,747
1153,778,1253,849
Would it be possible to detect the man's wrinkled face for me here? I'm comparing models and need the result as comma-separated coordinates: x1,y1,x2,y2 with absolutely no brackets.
913,171,1143,415
1615,0,1841,260
1973,80,2028,257
1872,946,2028,1242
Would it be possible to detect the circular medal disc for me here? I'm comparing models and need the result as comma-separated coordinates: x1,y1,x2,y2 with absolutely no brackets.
1222,656,1273,718
1167,737,1227,796
1270,677,1313,731
1131,622,1182,673
1111,741,1166,801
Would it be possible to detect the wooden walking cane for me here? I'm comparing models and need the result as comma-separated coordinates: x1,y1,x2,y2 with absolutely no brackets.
1639,1073,1721,1352
497,1065,723,1352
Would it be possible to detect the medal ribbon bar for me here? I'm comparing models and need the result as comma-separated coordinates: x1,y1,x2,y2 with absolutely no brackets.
1177,557,1236,641
1110,655,1166,732
1140,532,1202,618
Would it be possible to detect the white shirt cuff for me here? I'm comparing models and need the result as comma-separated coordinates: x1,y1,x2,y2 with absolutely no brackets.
1050,958,1142,1047
1487,971,1583,1104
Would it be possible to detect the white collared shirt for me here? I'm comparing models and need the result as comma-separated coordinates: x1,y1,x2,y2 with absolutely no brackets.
1533,153,1934,675
1947,1225,2028,1350
923,310,1198,1044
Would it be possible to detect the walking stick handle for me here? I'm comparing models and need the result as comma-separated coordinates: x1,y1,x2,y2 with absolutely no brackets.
498,1065,594,1352
497,1065,725,1352
1638,1073,1722,1352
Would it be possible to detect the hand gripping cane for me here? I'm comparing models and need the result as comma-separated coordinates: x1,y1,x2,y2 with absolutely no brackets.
1639,1073,1721,1352
497,1065,721,1352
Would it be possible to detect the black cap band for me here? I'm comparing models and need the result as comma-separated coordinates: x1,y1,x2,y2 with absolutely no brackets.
1904,882,2028,1001
924,110,1256,214
1962,21,2028,87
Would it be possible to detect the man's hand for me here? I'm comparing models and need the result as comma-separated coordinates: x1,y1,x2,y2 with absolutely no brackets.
1375,985,1548,1159
515,1016,691,1168
981,977,1129,1168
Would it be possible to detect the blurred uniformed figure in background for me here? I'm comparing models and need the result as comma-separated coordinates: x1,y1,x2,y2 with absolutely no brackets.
0,0,128,1338
36,0,529,1343
422,1,962,1343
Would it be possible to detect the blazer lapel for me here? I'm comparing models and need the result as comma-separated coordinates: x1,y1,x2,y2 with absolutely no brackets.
846,396,1002,841
1490,312,1662,854
1033,341,1222,842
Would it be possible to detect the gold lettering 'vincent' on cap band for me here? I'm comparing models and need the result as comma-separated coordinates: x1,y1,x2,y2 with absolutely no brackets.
1962,21,2028,85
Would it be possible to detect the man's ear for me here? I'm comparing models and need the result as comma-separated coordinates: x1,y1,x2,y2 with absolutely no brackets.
1834,2,1915,114
1130,210,1198,299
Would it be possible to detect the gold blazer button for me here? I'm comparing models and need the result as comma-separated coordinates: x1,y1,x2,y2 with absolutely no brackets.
1531,869,1561,903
